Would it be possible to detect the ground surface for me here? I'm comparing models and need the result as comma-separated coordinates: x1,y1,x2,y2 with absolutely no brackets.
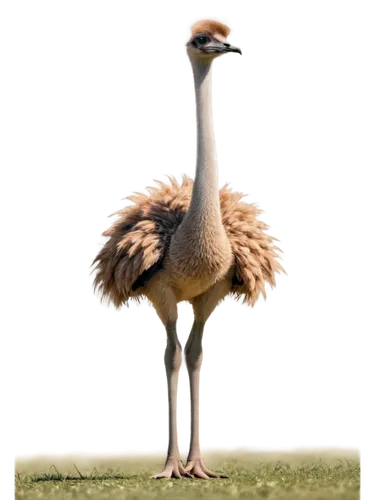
15,451,359,499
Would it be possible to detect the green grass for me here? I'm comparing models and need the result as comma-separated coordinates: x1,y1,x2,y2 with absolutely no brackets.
15,451,360,499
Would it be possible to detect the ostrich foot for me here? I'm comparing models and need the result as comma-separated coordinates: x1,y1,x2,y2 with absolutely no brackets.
152,456,190,479
184,458,228,479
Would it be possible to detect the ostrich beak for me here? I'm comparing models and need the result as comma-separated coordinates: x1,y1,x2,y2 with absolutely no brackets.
205,40,242,55
223,43,243,56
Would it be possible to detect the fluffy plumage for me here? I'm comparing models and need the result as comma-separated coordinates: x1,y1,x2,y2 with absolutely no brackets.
191,19,230,39
92,176,284,308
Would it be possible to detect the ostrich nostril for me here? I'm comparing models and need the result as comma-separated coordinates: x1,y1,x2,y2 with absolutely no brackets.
224,43,230,47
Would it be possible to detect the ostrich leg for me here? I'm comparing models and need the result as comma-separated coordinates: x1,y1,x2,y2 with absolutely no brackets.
152,320,186,479
184,318,228,479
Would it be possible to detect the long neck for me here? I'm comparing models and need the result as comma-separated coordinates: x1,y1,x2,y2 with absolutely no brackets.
185,57,222,228
166,55,231,277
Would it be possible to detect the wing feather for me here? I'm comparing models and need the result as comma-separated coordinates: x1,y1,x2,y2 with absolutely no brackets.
92,176,191,308
219,184,285,305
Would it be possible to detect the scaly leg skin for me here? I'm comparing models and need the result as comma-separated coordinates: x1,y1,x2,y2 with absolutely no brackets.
184,458,228,479
152,321,191,479
152,456,186,479
184,319,228,479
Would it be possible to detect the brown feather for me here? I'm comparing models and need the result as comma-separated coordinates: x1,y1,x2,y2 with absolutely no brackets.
92,176,285,308
191,19,231,39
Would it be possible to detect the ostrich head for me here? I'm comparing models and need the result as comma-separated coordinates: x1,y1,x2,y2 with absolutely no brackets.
187,19,242,60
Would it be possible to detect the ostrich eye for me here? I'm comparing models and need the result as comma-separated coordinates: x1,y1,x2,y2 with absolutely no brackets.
197,35,209,45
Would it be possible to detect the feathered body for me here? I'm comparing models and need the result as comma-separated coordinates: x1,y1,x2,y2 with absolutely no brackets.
93,176,284,308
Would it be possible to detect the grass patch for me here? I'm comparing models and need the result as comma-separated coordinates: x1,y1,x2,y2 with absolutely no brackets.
15,451,360,499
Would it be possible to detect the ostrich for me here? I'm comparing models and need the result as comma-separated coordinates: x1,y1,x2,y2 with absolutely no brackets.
93,19,284,479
